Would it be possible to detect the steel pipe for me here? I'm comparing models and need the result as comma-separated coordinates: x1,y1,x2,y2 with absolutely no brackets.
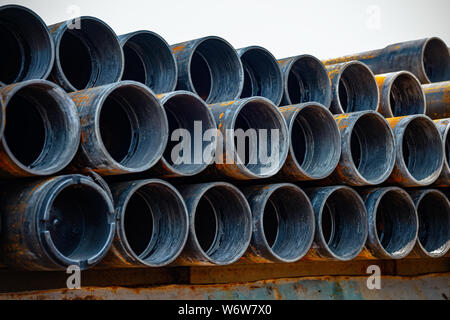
150,91,217,177
304,186,368,261
100,179,189,267
0,80,80,178
408,189,450,258
359,187,418,259
386,115,444,187
276,103,341,181
326,61,379,114
207,97,289,180
236,46,283,106
0,5,54,85
433,118,450,186
68,81,168,175
49,16,124,92
119,30,177,93
241,183,315,263
422,81,450,119
174,182,252,266
375,71,426,117
0,174,115,271
322,37,450,84
328,111,395,186
171,36,244,103
278,55,331,107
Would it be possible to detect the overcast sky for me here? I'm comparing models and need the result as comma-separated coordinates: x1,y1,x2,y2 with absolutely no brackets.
3,0,449,60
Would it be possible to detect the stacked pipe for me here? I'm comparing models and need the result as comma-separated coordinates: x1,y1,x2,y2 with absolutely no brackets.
0,4,448,272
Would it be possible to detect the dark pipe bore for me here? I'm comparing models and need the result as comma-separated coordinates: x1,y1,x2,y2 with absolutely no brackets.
0,5,54,85
177,182,252,265
49,16,124,92
119,30,177,93
0,174,115,270
278,103,341,180
0,80,80,178
243,184,315,263
157,91,216,177
103,179,189,267
279,55,332,107
387,115,444,186
409,189,450,258
362,187,418,259
332,111,395,186
237,46,283,106
172,36,244,103
327,61,379,114
306,186,368,261
69,81,168,175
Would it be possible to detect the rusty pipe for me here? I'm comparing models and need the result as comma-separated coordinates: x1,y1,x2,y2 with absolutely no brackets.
0,174,115,271
326,61,379,114
408,189,450,258
422,81,450,119
173,182,252,266
276,103,341,181
433,119,450,186
171,36,244,103
241,183,315,263
358,187,418,259
278,55,331,107
49,16,124,92
100,179,189,268
386,115,444,186
0,80,80,178
0,5,54,85
304,186,368,261
327,111,395,186
375,71,425,117
322,37,450,84
148,91,217,177
119,30,177,94
236,46,283,106
207,97,289,180
68,81,168,176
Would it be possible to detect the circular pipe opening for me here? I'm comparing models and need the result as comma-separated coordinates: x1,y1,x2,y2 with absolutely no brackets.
120,31,177,93
47,183,113,265
423,38,450,83
0,5,54,85
349,112,395,184
401,117,443,182
121,182,188,266
238,47,283,105
189,38,243,103
388,73,425,116
318,188,367,260
371,189,417,258
232,99,288,178
336,63,378,113
415,190,450,257
2,81,80,176
261,186,314,261
161,92,216,176
55,17,123,91
285,56,331,106
193,185,251,264
290,103,340,179
98,83,168,172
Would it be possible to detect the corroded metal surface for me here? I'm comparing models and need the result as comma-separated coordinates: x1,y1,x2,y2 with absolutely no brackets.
423,81,450,119
323,37,450,84
1,273,448,300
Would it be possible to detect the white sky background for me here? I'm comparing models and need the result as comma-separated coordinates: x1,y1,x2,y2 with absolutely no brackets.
2,0,450,60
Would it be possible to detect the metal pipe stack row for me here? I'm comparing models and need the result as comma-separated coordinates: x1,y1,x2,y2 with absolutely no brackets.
0,4,448,271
